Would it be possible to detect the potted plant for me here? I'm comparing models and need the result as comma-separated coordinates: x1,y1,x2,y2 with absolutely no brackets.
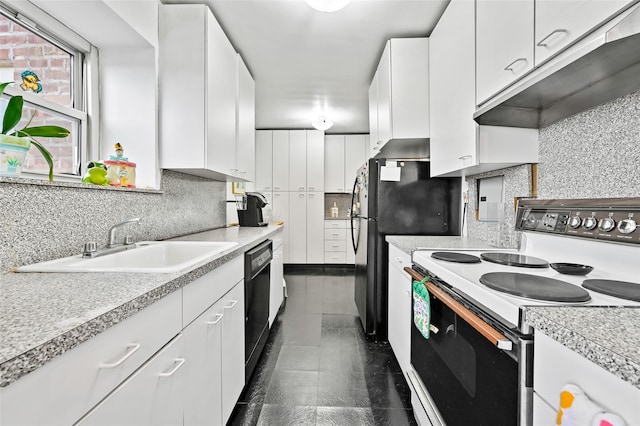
0,81,70,181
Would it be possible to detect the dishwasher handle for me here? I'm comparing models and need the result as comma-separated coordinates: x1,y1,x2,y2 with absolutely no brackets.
405,267,513,351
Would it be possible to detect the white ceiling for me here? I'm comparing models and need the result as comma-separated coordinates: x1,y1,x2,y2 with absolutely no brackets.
174,0,450,134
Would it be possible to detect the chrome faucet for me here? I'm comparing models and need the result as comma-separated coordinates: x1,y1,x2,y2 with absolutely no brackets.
82,217,141,258
108,217,141,248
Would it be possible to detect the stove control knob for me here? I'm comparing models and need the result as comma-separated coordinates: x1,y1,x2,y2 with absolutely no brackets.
582,216,598,230
618,218,637,234
598,217,616,232
568,216,582,229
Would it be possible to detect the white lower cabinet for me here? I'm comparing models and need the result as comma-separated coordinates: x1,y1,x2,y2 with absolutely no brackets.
220,281,245,423
76,334,186,426
387,244,412,376
289,192,324,264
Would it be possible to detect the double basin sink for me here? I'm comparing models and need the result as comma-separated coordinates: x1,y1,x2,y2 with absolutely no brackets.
17,241,238,274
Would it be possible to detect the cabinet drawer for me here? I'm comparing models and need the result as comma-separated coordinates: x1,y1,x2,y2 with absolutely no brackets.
324,240,347,252
324,252,347,264
324,229,347,241
183,255,243,326
324,220,348,229
0,290,182,426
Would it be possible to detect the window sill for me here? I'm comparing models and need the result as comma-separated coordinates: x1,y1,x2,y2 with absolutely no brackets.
0,176,164,194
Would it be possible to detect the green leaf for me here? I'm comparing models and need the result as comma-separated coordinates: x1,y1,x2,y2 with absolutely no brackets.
28,138,54,182
0,81,11,98
19,125,70,138
2,95,23,134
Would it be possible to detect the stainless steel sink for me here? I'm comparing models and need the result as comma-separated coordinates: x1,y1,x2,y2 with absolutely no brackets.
16,241,238,273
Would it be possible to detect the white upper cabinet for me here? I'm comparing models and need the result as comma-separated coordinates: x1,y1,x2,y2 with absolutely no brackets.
368,73,379,157
324,135,346,193
159,4,254,182
306,130,325,192
369,38,429,148
289,130,307,192
236,55,256,181
255,130,273,192
476,0,534,106
430,0,538,177
534,0,634,66
272,130,290,192
344,135,367,190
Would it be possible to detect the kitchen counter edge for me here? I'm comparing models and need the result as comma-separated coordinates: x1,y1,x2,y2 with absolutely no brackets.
0,225,283,388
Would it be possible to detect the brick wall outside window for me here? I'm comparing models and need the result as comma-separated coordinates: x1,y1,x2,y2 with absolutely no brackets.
0,14,76,174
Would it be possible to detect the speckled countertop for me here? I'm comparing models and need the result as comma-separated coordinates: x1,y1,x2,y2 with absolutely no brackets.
385,235,502,255
525,306,640,389
0,225,283,388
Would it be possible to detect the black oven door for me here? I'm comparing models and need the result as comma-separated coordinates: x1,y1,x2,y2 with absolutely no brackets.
410,280,520,426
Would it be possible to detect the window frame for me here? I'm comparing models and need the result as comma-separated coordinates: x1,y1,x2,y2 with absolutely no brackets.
0,0,97,181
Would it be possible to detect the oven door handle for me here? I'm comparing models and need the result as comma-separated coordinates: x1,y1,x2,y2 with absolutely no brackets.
405,267,513,351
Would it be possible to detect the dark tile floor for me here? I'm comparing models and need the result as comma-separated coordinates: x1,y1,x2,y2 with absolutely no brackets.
229,270,417,426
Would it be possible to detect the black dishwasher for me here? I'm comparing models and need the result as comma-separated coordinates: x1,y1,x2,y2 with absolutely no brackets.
244,239,272,383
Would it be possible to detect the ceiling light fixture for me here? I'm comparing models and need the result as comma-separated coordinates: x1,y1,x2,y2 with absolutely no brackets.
304,0,351,13
312,117,334,131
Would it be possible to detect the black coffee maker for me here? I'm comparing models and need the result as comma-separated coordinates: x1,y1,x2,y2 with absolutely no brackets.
237,192,268,227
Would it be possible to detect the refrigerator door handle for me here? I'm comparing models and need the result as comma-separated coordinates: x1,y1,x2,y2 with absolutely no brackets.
350,176,359,252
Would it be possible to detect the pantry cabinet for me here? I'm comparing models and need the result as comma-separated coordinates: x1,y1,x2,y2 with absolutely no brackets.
289,192,324,264
271,191,290,262
476,0,534,106
534,0,633,66
272,130,290,192
429,0,538,177
368,38,429,150
290,130,324,192
255,130,273,192
160,4,250,181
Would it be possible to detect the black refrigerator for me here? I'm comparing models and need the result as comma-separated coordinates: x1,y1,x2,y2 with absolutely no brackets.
350,159,461,341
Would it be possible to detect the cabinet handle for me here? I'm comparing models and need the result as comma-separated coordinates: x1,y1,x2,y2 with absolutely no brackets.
299,194,305,198
459,155,472,160
395,257,403,264
333,233,339,237
309,194,315,198
299,186,305,191
207,313,224,325
274,186,280,190
265,186,271,190
308,187,315,191
332,245,339,248
503,57,527,72
158,358,186,377
99,343,141,368
238,171,247,175
536,29,568,47
224,300,238,309
338,188,343,192
404,289,411,297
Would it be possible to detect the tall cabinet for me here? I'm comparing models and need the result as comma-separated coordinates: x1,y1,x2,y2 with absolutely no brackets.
255,129,325,264
325,134,368,193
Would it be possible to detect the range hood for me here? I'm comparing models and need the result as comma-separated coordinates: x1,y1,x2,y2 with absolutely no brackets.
474,4,640,129
373,138,430,160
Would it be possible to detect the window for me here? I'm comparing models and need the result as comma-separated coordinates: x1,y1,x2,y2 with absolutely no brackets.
0,3,88,177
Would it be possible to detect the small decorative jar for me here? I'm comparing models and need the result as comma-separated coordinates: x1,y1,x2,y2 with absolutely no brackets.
0,134,31,178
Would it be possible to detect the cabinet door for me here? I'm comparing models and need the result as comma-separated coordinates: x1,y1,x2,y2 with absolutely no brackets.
376,41,392,146
272,130,290,191
255,130,272,192
269,244,284,326
289,130,307,192
429,0,478,177
221,281,245,424
476,0,534,105
237,55,255,181
306,130,324,192
535,0,632,66
307,192,325,264
76,335,185,426
344,135,367,190
289,192,307,264
183,302,224,426
325,135,345,192
206,9,238,177
272,191,290,263
368,72,379,157
387,246,412,375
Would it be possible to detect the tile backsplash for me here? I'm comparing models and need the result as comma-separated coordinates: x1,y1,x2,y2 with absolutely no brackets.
0,170,226,272
467,89,640,244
